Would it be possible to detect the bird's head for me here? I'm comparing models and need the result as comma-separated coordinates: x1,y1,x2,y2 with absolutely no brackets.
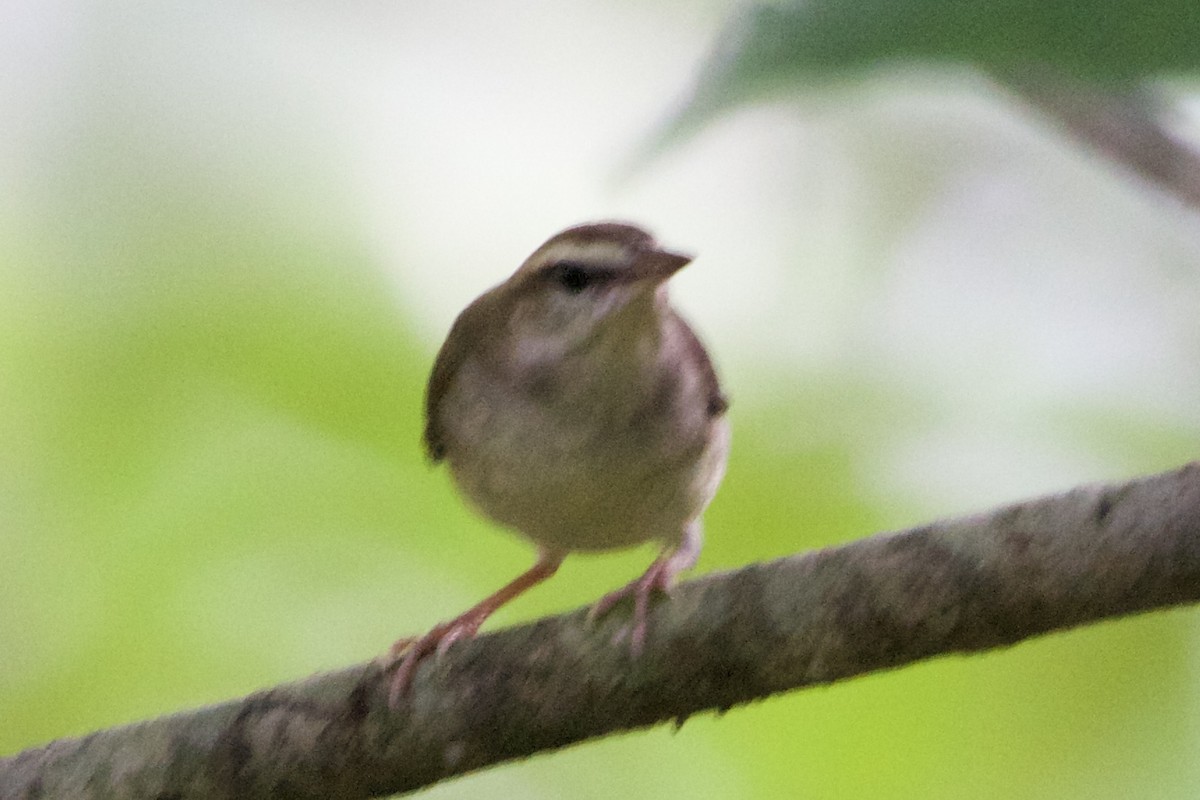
491,222,691,357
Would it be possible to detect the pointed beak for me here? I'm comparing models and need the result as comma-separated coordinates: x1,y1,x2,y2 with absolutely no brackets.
633,247,693,282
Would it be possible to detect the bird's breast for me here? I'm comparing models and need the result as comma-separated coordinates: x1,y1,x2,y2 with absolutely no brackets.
437,348,724,553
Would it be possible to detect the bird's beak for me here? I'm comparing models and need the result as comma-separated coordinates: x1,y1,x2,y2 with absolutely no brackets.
633,248,693,282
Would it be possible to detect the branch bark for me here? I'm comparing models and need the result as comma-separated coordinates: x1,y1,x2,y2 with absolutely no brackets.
992,68,1200,213
5,462,1200,799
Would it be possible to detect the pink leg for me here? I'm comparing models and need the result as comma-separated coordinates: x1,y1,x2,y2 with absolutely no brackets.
388,549,564,705
589,521,702,655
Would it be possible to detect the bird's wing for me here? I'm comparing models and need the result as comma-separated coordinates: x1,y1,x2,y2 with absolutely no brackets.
669,308,728,418
423,297,491,462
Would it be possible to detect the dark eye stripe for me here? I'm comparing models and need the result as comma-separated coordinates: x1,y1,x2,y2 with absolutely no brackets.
547,260,615,294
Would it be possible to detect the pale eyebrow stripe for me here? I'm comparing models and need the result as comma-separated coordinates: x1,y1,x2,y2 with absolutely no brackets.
536,241,630,267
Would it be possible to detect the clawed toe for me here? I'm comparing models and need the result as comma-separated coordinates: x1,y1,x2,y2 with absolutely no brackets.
388,636,415,660
387,615,490,705
434,621,479,657
588,558,676,656
387,633,437,706
587,588,627,624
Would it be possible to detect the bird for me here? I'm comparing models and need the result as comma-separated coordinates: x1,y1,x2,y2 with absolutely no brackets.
388,221,729,704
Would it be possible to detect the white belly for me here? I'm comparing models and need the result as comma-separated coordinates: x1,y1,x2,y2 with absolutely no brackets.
439,358,728,553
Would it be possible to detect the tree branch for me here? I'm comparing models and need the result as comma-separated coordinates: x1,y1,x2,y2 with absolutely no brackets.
992,68,1200,213
5,462,1200,799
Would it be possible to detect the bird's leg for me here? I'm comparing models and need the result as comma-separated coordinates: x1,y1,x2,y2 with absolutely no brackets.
589,521,701,655
388,548,564,704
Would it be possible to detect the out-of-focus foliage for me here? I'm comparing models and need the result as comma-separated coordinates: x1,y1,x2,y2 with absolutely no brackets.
649,0,1200,152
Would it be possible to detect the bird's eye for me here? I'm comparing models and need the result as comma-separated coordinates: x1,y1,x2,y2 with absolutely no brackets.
551,261,592,294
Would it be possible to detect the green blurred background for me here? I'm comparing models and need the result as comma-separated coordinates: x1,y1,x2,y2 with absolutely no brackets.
3,1,1200,797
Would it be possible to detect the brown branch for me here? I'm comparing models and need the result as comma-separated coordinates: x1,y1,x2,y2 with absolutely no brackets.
4,462,1200,799
992,67,1200,213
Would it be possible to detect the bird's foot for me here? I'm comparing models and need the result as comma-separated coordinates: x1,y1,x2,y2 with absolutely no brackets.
588,556,675,656
385,551,565,707
387,610,486,706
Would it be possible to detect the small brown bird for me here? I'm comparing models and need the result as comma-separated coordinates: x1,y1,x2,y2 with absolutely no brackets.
389,221,729,703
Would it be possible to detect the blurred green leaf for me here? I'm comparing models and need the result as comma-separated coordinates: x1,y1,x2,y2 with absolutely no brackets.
647,0,1200,156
